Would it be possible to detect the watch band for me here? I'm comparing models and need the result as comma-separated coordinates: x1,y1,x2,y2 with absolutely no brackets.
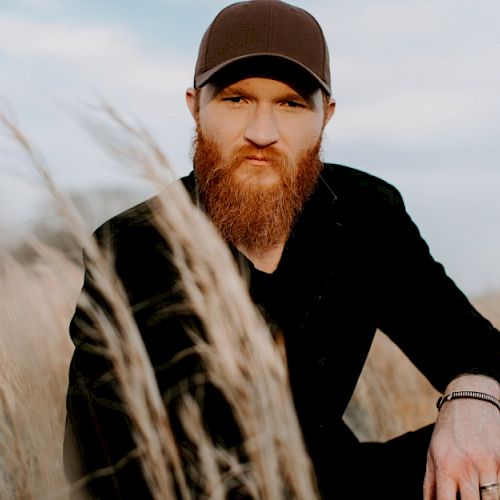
436,390,500,412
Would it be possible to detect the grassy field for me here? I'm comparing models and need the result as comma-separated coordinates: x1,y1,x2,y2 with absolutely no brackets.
1,108,323,499
1,110,498,498
0,249,81,499
1,244,497,498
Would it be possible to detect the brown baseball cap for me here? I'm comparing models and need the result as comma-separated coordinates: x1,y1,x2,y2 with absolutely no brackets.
194,0,331,95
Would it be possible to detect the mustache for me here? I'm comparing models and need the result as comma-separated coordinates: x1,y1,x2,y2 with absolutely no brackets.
206,147,291,185
233,145,283,162
193,127,287,170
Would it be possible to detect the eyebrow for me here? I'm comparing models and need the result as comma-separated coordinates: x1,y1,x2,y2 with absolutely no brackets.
280,91,319,109
216,86,246,97
282,91,313,104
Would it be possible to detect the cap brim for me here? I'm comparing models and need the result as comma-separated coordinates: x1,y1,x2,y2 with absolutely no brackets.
194,53,331,95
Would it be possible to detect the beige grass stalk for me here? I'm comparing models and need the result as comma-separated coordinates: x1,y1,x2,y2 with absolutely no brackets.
92,105,320,499
0,374,33,500
0,247,79,499
0,112,189,499
151,186,319,499
3,104,499,498
177,396,229,500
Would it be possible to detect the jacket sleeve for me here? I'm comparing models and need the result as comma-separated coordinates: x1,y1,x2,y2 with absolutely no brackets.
63,205,233,499
64,252,154,499
63,207,189,499
374,186,500,391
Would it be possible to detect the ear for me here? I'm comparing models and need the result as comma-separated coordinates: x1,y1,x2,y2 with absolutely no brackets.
324,97,336,126
185,87,198,119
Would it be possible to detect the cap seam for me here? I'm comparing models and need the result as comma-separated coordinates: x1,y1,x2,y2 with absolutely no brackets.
308,13,328,84
267,1,273,52
202,8,228,78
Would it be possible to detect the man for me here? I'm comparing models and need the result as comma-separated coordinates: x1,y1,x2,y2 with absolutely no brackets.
65,1,500,499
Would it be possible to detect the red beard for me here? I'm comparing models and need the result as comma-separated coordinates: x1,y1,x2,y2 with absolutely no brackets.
193,129,323,250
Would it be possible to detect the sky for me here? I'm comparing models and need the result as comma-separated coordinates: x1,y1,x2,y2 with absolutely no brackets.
0,0,499,296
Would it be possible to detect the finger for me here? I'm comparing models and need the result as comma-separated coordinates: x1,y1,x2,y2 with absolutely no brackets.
424,456,437,500
479,471,500,500
435,476,459,500
457,476,480,500
479,481,499,500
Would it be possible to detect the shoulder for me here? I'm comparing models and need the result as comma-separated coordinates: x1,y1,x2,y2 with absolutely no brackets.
93,172,196,247
321,163,404,207
312,163,410,233
85,174,196,293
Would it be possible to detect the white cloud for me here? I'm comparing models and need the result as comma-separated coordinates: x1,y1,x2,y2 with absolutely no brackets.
0,14,192,93
2,0,66,9
0,13,195,185
0,16,129,58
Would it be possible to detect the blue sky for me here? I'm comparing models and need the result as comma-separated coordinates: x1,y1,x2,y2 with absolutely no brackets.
1,0,499,295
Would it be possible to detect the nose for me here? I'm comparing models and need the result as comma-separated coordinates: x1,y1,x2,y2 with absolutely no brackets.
243,104,279,148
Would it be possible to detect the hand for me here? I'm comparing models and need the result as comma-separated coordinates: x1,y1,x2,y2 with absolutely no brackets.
424,375,500,500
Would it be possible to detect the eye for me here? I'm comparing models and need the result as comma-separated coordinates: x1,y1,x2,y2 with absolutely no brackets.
222,96,245,104
282,100,305,109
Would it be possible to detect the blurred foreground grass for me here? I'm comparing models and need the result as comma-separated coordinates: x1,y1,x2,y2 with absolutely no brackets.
2,245,497,497
0,249,81,498
1,104,499,498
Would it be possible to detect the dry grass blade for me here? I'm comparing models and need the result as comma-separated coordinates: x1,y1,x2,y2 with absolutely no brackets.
152,186,318,499
2,102,499,499
0,111,189,499
0,383,34,500
0,247,79,500
177,395,226,500
94,104,320,499
2,104,318,499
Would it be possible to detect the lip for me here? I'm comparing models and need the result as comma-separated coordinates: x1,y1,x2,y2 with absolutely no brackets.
245,155,271,164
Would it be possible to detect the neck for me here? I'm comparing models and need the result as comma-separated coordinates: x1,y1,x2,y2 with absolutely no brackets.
237,241,286,274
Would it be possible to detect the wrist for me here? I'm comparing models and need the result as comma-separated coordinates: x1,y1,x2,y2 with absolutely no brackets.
444,374,500,399
436,390,500,412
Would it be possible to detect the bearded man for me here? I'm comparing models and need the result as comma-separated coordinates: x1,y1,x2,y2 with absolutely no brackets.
65,1,500,499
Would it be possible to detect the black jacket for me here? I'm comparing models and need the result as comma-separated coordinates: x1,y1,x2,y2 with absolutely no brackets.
65,163,500,498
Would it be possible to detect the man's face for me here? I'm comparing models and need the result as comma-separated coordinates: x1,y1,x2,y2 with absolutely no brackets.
186,76,335,250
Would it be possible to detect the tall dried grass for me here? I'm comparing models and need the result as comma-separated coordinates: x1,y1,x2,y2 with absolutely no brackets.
2,111,192,499
1,108,499,499
0,248,80,499
1,109,318,499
